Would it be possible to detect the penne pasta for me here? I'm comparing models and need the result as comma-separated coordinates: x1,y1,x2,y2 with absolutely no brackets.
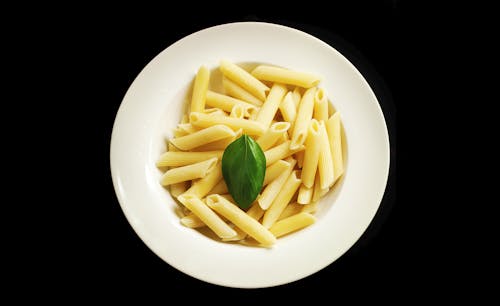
190,66,209,113
170,124,235,150
251,65,321,88
222,77,263,106
312,174,329,202
255,83,287,129
290,87,316,149
301,202,318,214
222,202,264,242
279,92,297,136
180,213,206,228
269,212,316,238
318,121,335,189
262,170,302,228
297,184,313,205
258,158,297,210
178,194,236,239
170,181,189,198
301,119,321,188
191,128,242,151
264,140,303,166
219,60,269,101
229,104,245,118
295,150,305,169
182,161,223,198
326,112,344,184
313,88,328,122
206,195,276,246
156,151,223,167
256,121,290,151
263,159,290,186
203,108,227,117
160,157,217,186
292,87,301,109
208,179,228,194
206,90,259,118
176,123,200,135
190,112,266,136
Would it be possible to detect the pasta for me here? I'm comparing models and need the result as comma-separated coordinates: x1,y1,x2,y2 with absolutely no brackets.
160,157,217,186
251,65,321,88
157,61,346,247
219,60,269,101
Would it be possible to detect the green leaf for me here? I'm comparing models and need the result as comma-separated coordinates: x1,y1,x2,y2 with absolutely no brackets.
221,134,266,210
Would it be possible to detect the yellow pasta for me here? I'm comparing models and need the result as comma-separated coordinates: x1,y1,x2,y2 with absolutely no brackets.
297,184,313,205
190,66,209,113
264,140,304,166
279,92,297,136
206,90,258,118
157,62,346,246
219,60,269,101
190,112,266,136
251,65,321,88
262,170,302,229
301,119,321,188
313,88,328,122
326,112,344,184
160,157,217,186
156,151,223,167
178,194,236,239
256,121,290,151
269,212,316,238
255,83,287,129
206,195,276,246
222,77,263,106
182,161,222,198
318,121,335,189
258,158,297,210
170,124,235,150
290,87,316,149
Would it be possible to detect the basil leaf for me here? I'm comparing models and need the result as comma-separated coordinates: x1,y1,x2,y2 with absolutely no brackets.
221,134,266,210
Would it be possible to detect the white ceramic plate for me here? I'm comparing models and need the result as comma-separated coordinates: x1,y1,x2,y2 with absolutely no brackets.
110,22,390,288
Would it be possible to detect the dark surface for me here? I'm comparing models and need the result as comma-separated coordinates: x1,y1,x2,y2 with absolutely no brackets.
44,2,410,296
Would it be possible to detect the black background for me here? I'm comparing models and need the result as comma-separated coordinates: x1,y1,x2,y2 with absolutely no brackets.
24,1,418,298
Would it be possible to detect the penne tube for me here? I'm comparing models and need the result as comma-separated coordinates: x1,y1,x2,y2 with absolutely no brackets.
262,170,302,228
222,77,263,106
255,83,287,128
190,112,266,136
178,194,236,239
318,121,335,189
301,119,321,188
256,121,290,151
312,174,329,202
292,87,301,109
269,212,316,238
264,140,304,166
190,66,209,113
279,92,297,136
181,114,189,124
219,60,269,101
180,213,206,228
251,65,321,88
170,181,189,198
290,87,316,149
176,123,201,135
203,108,227,116
263,159,290,186
206,91,259,118
326,112,344,184
170,124,235,150
313,88,328,122
297,184,313,205
222,202,264,241
182,161,223,198
258,158,297,210
278,203,303,221
156,151,223,167
160,157,217,186
173,127,188,138
206,194,276,246
191,128,242,151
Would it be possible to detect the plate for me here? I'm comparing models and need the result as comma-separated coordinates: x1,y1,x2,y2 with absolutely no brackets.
110,22,390,288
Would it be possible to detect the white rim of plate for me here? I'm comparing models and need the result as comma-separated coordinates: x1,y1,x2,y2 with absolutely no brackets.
110,22,390,288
